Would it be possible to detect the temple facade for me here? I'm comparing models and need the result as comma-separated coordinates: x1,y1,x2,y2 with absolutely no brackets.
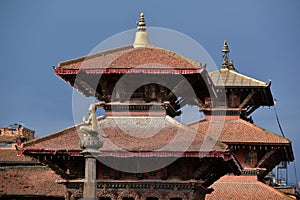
20,13,242,200
15,13,295,200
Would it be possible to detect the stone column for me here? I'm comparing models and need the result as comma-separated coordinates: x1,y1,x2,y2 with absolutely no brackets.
80,135,103,200
83,154,97,199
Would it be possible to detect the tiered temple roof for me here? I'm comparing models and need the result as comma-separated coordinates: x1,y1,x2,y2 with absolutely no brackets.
22,115,241,175
15,13,296,200
54,45,214,115
23,116,229,153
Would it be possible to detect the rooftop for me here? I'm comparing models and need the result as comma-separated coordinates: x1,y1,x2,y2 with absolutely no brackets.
0,166,65,197
209,68,270,88
189,118,291,146
206,175,294,200
55,45,203,74
23,116,229,153
0,149,35,163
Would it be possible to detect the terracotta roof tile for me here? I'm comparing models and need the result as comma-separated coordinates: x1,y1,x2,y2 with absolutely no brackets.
24,116,228,153
206,175,294,200
209,69,269,87
0,166,66,197
190,119,291,145
0,149,35,163
57,45,200,70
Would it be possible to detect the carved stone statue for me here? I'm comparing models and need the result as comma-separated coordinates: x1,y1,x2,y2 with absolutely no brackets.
79,102,107,152
80,102,108,138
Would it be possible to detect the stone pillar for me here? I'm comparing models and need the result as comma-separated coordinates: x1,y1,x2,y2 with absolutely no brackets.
83,155,97,199
80,135,103,200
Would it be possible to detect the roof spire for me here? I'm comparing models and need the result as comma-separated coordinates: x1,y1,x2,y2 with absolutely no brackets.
222,40,230,69
228,59,236,70
133,12,149,48
137,12,146,31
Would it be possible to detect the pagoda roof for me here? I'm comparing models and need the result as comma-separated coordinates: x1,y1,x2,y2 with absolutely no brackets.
206,175,294,200
189,118,294,163
23,116,230,154
189,118,292,146
209,68,270,88
55,45,204,75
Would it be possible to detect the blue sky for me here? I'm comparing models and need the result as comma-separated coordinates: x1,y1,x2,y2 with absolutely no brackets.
0,1,299,186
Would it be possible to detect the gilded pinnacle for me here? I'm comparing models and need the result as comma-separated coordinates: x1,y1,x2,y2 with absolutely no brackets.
229,59,235,70
222,40,230,54
137,12,146,31
221,40,230,69
133,12,149,48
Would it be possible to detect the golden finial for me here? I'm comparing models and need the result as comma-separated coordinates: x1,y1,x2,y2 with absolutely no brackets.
133,12,149,48
228,59,235,70
221,40,230,69
222,40,230,53
137,12,146,31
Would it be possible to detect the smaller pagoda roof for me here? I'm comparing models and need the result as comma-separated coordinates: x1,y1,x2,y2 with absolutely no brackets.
209,68,270,88
206,175,294,200
189,118,294,163
189,118,291,146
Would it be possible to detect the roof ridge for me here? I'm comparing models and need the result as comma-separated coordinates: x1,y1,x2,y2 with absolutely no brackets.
23,124,78,148
23,116,107,148
57,45,133,67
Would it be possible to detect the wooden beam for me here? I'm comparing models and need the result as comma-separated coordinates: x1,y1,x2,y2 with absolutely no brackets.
256,149,277,167
193,159,218,179
239,91,256,109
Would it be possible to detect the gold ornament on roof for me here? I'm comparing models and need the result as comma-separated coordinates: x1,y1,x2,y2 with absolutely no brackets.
221,40,230,69
133,12,149,48
229,59,236,70
137,12,146,31
222,40,230,53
